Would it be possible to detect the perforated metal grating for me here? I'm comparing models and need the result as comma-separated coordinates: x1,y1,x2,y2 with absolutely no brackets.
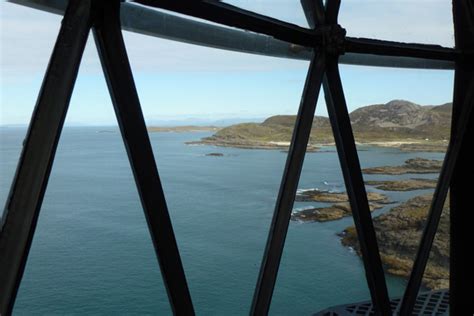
314,289,449,315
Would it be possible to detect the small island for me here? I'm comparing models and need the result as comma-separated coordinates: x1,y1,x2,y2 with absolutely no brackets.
205,152,224,157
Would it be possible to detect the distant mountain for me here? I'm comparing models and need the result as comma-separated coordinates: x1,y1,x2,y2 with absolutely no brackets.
193,100,452,151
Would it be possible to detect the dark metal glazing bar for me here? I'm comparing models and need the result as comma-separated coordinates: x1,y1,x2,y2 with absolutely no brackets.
251,53,326,316
133,0,319,47
92,1,194,314
345,37,456,62
323,59,392,315
10,0,457,69
0,0,92,314
450,1,474,314
133,0,459,62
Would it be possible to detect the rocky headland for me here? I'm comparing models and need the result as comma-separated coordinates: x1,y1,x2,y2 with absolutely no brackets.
340,194,449,290
191,100,451,152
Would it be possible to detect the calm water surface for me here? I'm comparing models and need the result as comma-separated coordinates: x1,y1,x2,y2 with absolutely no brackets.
0,127,443,315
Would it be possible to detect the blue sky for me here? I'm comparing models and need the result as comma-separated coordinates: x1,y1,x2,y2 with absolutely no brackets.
1,0,455,126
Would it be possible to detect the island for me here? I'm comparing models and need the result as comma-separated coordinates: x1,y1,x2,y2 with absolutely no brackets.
340,195,449,290
189,100,451,152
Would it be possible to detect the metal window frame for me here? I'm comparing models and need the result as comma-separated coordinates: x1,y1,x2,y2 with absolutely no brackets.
1,0,472,315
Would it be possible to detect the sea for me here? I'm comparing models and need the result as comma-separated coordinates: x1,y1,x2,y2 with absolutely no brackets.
0,126,443,315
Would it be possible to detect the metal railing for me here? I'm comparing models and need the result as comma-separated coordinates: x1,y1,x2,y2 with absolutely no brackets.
1,0,473,315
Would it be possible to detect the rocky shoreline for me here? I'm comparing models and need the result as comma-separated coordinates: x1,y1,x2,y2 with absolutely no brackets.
340,195,449,290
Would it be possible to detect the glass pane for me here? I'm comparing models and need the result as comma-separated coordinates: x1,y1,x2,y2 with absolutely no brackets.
125,32,309,314
336,64,451,307
13,40,172,314
339,0,454,47
273,125,371,314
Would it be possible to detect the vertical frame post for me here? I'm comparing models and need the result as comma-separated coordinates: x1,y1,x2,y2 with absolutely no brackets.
450,0,474,314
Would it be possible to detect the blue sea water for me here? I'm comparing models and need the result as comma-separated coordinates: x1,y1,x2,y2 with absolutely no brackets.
0,127,444,315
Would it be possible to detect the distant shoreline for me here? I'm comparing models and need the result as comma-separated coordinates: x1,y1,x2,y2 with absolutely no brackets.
147,126,222,133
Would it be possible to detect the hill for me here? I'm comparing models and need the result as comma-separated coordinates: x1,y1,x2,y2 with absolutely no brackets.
191,100,451,151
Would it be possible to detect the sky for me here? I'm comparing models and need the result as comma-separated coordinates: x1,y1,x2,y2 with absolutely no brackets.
0,0,455,126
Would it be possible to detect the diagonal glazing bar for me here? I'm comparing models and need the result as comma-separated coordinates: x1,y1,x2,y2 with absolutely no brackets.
322,1,391,313
92,1,194,314
133,0,319,47
251,53,326,316
399,76,474,315
323,59,392,315
0,0,92,313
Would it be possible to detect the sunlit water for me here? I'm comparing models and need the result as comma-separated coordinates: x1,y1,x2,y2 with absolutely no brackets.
0,127,443,315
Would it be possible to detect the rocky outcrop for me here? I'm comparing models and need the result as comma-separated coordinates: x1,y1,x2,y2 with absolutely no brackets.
340,195,449,290
291,202,384,222
365,178,438,191
362,158,442,175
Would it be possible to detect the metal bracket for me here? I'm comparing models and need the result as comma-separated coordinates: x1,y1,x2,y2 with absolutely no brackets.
318,24,346,56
